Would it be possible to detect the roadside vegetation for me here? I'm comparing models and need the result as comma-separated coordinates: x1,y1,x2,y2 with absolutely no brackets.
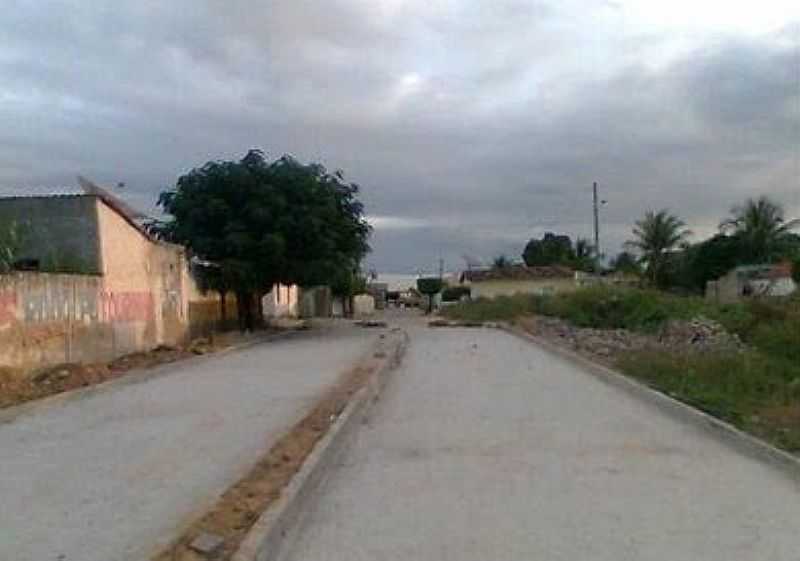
442,287,800,452
442,194,800,452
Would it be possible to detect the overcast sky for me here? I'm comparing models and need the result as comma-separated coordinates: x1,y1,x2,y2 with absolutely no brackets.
2,1,799,272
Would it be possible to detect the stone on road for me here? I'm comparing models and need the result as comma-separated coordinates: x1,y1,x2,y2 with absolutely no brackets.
0,325,375,561
283,326,800,561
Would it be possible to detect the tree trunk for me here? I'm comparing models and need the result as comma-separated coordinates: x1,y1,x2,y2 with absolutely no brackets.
236,291,254,332
218,290,227,328
253,290,265,329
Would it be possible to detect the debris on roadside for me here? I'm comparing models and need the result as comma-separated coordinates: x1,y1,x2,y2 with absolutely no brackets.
357,320,388,328
428,319,489,328
189,532,225,556
658,316,745,353
521,314,746,365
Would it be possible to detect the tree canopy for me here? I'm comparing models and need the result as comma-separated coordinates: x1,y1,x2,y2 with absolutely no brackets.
153,149,371,327
522,232,575,267
625,209,691,288
719,196,800,263
521,232,596,271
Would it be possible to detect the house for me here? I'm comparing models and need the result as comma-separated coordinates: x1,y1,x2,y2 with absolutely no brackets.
0,184,225,370
459,265,577,299
706,262,797,303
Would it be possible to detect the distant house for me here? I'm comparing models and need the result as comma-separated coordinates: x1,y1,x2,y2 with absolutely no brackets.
706,262,797,303
459,265,576,299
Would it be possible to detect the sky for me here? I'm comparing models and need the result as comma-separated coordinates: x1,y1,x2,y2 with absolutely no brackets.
1,0,799,273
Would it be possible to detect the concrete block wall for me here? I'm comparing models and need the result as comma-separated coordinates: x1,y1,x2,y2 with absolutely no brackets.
0,273,143,371
0,271,229,375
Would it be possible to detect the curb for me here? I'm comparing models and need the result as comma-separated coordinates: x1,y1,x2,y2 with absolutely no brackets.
232,329,409,561
0,329,307,425
502,324,800,483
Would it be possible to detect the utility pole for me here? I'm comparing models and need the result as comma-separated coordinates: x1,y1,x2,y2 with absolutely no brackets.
592,182,600,259
438,257,444,279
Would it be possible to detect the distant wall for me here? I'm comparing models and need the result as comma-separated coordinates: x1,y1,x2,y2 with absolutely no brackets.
263,284,300,319
353,294,375,317
0,196,101,273
468,277,576,299
299,286,333,318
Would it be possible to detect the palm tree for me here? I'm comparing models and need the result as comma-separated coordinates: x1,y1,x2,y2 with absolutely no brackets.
719,196,800,263
626,209,691,287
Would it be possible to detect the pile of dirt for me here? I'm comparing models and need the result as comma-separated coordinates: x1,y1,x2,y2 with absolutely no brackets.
1,363,111,409
0,329,297,411
0,346,196,410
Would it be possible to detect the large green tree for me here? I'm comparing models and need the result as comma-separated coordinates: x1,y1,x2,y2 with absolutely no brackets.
626,209,691,288
154,149,371,330
719,196,800,263
522,232,575,267
682,233,742,291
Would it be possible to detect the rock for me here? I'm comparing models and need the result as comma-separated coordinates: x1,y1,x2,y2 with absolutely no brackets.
359,320,388,328
189,531,225,556
188,338,213,355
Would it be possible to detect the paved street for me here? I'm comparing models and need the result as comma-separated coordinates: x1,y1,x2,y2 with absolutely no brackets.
0,325,375,561
283,324,800,561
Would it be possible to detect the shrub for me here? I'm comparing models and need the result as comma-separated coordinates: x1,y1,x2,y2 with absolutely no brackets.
530,286,707,332
441,285,471,302
441,294,537,322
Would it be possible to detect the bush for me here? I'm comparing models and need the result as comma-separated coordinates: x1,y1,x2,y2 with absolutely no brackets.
441,286,471,302
441,294,537,322
530,286,707,332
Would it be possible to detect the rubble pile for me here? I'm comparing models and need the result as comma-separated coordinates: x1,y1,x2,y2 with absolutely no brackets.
528,314,744,362
658,316,744,353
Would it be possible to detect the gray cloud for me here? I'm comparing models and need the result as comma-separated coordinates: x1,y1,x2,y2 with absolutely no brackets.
1,1,798,272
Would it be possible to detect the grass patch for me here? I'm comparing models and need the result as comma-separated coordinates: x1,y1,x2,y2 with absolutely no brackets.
617,349,800,452
440,293,540,322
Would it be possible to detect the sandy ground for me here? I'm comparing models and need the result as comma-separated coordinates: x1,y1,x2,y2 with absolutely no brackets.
0,323,375,561
282,320,800,561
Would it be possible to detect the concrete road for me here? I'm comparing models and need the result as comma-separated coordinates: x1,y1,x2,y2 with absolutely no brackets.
0,324,376,561
283,324,800,561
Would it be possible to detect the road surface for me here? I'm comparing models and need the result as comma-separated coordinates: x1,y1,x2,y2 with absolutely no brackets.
0,325,375,561
283,324,800,561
